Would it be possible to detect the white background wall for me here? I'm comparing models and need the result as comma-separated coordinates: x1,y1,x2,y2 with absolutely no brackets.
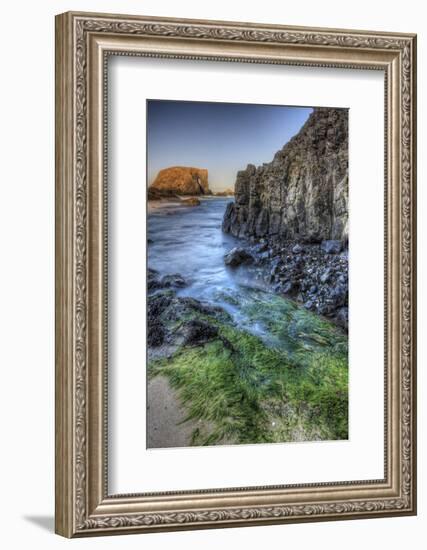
0,0,424,548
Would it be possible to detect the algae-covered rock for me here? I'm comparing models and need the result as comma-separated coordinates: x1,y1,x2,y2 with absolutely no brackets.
181,319,219,346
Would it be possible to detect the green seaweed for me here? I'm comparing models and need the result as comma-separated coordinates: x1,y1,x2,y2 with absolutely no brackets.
239,288,348,359
149,294,348,446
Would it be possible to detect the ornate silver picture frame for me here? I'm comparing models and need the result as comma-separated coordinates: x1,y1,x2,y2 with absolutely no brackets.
55,11,417,537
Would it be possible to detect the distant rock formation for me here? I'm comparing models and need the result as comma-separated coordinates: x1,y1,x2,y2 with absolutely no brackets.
222,108,348,244
148,166,210,198
214,188,234,197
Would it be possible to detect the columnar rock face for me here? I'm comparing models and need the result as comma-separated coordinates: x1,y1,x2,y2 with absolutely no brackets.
149,166,210,197
222,108,348,243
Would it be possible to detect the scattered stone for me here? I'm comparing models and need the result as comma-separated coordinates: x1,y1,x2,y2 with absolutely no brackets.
213,188,234,197
318,304,333,316
257,251,270,262
330,284,347,307
257,241,269,253
320,268,332,284
292,244,304,254
270,258,283,276
321,240,343,254
245,239,349,328
181,197,200,206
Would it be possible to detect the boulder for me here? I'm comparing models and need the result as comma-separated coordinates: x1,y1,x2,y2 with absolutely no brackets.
147,270,187,291
147,322,165,347
147,292,174,321
330,284,347,307
181,319,219,346
321,240,343,254
224,247,254,267
161,274,187,288
292,244,304,254
282,281,299,295
148,278,163,291
320,267,332,284
146,290,232,351
336,307,349,329
304,300,315,310
257,241,269,253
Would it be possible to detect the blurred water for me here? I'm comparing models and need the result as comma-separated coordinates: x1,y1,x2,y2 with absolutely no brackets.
148,198,243,302
147,198,344,355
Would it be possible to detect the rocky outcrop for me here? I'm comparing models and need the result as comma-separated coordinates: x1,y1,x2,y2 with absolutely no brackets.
149,166,210,197
148,269,187,292
214,188,234,197
221,108,349,329
222,108,348,244
181,197,201,206
262,241,349,329
228,239,349,330
147,287,229,348
224,247,254,267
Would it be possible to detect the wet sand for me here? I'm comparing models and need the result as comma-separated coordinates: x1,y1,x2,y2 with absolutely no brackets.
147,376,199,448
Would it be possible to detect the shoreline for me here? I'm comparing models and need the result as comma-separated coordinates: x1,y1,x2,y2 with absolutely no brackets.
221,234,348,331
147,195,348,330
146,200,348,447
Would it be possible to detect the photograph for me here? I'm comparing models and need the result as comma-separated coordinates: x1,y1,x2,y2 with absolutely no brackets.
146,100,349,448
53,8,416,538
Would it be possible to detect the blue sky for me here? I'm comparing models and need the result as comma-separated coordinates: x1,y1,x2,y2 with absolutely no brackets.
147,100,312,191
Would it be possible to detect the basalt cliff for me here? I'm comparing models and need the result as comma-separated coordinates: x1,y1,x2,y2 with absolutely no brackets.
222,108,349,329
222,108,348,243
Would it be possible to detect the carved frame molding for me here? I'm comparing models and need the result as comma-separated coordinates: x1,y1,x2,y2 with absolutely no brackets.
55,11,416,537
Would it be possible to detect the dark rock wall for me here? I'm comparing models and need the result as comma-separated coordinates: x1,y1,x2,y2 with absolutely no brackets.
222,108,348,244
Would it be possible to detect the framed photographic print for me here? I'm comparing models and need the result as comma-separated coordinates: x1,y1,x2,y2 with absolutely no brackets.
55,11,417,537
